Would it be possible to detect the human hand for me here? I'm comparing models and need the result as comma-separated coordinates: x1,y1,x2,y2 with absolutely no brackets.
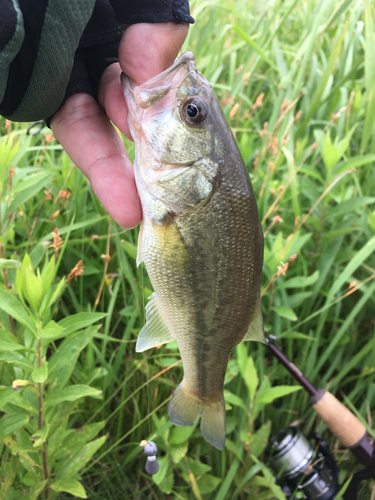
50,22,189,228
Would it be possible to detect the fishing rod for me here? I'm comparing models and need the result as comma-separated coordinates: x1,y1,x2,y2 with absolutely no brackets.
266,334,375,499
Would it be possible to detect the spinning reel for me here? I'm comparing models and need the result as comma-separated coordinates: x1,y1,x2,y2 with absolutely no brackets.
265,337,375,499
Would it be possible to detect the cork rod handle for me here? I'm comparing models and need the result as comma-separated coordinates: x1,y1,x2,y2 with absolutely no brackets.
312,390,366,448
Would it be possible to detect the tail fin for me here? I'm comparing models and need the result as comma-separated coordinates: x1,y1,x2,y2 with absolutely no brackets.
168,382,226,450
200,398,226,450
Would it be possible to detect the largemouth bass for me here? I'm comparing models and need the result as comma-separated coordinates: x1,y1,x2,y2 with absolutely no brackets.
122,52,265,450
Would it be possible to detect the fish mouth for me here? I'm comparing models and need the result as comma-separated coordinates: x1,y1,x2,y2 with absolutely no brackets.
121,52,197,110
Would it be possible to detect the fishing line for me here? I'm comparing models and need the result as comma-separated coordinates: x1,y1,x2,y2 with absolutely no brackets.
139,261,180,475
141,260,152,437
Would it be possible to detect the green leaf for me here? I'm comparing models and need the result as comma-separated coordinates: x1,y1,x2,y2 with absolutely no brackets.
216,459,239,500
0,340,26,351
25,480,48,500
11,171,51,194
23,263,43,313
50,478,87,498
48,329,94,390
157,468,174,494
369,212,375,232
256,385,302,404
279,331,317,341
170,423,197,445
283,147,300,218
0,259,21,269
52,216,107,236
361,78,375,152
32,425,49,447
41,256,56,296
0,413,29,441
322,126,357,175
243,356,259,400
61,421,106,456
39,320,64,339
327,235,375,302
277,271,320,289
326,197,375,220
179,459,211,477
230,26,279,72
58,312,107,336
296,21,347,137
56,436,106,478
170,441,188,463
0,453,18,498
0,288,36,335
225,438,243,462
45,385,102,407
0,133,20,183
0,387,17,410
236,343,247,378
224,391,247,412
48,277,65,305
32,363,48,384
272,306,298,321
0,352,34,371
12,379,36,391
190,460,211,476
29,241,47,270
197,474,222,494
122,240,137,260
322,130,339,173
333,154,375,177
249,474,286,500
152,455,171,486
7,174,53,214
335,475,353,500
250,420,271,457
236,462,265,493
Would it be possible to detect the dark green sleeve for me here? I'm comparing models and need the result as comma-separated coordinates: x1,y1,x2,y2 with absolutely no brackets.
0,0,194,123
0,0,96,122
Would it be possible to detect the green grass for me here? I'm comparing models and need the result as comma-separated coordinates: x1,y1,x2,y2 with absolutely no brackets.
1,0,375,498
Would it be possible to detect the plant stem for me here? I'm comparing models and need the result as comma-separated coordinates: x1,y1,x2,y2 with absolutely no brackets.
37,336,49,498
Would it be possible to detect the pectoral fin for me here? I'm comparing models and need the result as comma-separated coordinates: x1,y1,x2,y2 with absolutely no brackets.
136,293,174,352
242,302,266,344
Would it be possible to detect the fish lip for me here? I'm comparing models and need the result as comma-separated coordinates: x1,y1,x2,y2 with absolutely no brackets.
121,52,197,109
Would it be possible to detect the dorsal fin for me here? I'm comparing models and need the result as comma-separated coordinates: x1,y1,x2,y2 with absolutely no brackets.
242,302,266,344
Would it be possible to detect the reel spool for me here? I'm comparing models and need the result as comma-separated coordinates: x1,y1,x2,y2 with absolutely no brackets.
265,427,339,500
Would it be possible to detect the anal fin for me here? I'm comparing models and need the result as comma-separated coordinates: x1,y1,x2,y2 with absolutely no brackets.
242,301,267,344
136,293,174,352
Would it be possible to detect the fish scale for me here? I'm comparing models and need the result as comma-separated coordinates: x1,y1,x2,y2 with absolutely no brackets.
122,52,265,450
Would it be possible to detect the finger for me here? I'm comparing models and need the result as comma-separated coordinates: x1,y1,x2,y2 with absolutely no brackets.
119,22,189,85
50,92,142,228
98,62,132,140
100,23,189,139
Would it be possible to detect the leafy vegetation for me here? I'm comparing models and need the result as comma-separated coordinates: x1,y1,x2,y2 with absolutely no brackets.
0,0,374,498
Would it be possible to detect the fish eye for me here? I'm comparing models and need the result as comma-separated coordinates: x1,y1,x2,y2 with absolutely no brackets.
181,98,207,126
